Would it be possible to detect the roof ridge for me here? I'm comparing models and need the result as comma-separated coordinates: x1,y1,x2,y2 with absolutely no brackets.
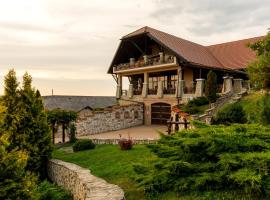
208,35,264,47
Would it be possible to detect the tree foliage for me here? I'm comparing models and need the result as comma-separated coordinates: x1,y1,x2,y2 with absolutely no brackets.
1,70,52,179
47,109,77,143
0,132,38,200
205,70,218,103
247,30,270,90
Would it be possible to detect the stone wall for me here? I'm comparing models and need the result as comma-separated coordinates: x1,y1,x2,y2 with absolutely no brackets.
47,159,124,200
76,103,143,136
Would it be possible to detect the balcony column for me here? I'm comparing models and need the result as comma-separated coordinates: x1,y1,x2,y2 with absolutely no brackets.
142,72,148,98
176,67,184,98
195,79,205,97
116,74,122,99
157,79,164,98
233,79,243,94
222,76,233,93
159,52,164,64
143,55,148,65
128,84,133,98
130,58,135,67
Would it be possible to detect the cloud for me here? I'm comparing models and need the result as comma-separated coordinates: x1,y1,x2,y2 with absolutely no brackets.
150,0,270,37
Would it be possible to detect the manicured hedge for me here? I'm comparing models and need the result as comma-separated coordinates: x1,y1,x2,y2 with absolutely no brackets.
134,124,270,199
213,103,247,125
73,139,95,152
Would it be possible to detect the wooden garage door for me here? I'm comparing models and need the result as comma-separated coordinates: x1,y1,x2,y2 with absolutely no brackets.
151,103,171,125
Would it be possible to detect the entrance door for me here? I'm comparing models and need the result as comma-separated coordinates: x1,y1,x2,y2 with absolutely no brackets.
151,103,171,125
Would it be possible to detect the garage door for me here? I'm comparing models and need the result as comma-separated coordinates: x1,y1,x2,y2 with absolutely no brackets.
151,103,171,125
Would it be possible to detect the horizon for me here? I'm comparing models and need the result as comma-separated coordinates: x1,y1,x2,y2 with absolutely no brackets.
0,0,269,96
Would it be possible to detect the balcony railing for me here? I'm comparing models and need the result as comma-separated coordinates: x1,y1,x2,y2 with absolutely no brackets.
163,87,176,94
148,88,157,95
113,53,176,72
133,89,142,95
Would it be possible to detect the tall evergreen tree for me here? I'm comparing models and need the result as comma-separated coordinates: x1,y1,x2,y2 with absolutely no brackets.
2,69,20,132
18,73,52,178
2,71,52,179
205,70,218,103
0,132,37,200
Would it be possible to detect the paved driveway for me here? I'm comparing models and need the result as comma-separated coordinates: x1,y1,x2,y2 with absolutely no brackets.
79,125,168,140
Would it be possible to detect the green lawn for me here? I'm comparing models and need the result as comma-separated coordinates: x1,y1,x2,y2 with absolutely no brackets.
53,144,181,200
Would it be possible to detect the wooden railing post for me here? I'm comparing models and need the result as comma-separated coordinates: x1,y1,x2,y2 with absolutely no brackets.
175,113,179,132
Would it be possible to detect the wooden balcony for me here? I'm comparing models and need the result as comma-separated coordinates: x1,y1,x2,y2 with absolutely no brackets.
113,53,177,73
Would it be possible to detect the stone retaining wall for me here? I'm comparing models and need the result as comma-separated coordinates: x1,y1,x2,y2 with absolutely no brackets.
91,138,158,145
47,159,125,200
76,104,143,136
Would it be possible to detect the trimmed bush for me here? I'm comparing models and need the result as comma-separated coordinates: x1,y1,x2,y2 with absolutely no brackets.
213,103,247,125
188,96,209,106
118,139,133,150
134,124,270,199
73,139,95,152
181,97,209,114
205,70,218,103
35,181,72,200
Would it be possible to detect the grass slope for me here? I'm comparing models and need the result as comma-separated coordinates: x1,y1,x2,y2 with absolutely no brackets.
237,91,265,123
53,144,180,200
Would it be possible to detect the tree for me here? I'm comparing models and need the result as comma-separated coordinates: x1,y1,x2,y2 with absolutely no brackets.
247,30,270,90
205,70,218,103
0,132,38,200
47,109,61,144
1,69,20,133
18,73,52,179
261,93,270,125
59,110,77,143
2,71,52,179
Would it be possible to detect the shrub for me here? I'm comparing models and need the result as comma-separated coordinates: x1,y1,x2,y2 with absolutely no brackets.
134,124,270,198
213,103,247,125
72,139,95,152
118,139,133,150
69,123,77,143
205,70,218,103
181,97,209,114
261,93,270,125
35,181,72,200
188,96,209,106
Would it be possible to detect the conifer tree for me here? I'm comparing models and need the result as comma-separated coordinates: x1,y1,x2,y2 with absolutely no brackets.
0,132,37,199
2,71,52,179
18,73,52,179
205,70,218,103
2,69,20,132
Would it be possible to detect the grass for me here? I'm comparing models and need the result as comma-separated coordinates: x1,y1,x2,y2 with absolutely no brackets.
53,141,267,200
53,144,178,200
237,91,264,123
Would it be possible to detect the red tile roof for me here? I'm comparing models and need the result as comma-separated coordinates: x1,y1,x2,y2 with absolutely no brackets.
121,26,263,70
207,36,264,69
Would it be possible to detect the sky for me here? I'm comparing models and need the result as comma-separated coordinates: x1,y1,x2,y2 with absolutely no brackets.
0,0,269,96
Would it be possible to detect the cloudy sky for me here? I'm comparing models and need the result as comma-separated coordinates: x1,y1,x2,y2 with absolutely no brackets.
0,0,269,96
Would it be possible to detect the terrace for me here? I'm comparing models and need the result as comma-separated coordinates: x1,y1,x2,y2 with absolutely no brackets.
113,52,177,73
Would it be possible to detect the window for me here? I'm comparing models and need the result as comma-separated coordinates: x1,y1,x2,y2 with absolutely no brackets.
115,112,121,119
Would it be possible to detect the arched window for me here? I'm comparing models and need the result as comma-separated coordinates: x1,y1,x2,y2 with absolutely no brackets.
134,110,139,119
124,111,130,119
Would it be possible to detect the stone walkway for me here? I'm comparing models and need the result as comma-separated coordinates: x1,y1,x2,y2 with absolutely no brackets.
78,125,167,140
